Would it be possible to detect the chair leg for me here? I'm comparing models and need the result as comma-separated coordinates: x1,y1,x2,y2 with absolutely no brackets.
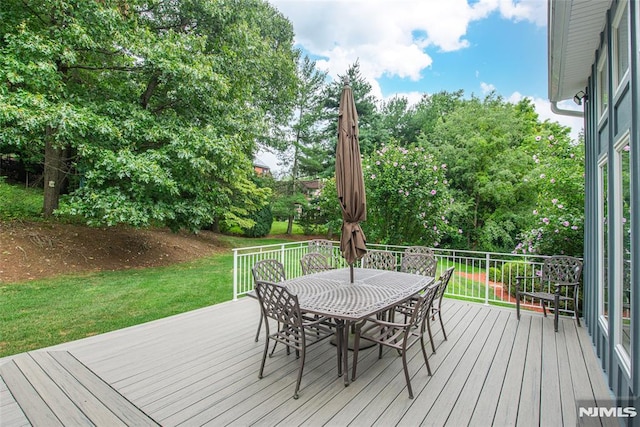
438,309,447,341
574,293,581,327
554,294,559,332
336,322,344,377
420,335,432,376
258,336,269,379
541,300,548,317
426,316,436,354
401,350,414,399
255,311,263,342
293,347,305,399
352,324,361,381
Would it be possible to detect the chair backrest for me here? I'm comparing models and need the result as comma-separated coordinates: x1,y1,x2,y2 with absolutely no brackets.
252,259,286,284
361,250,396,271
435,266,455,303
541,256,583,284
400,253,437,277
408,281,440,329
300,252,332,275
254,281,303,330
308,239,334,257
404,246,435,256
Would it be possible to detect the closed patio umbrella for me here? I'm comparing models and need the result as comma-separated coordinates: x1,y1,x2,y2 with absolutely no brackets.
335,78,367,283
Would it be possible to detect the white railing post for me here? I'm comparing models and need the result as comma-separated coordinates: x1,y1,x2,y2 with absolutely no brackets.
484,252,490,305
233,248,238,301
280,244,286,275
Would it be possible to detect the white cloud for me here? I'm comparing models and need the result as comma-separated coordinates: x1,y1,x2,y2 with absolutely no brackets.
508,92,584,141
382,91,426,107
271,0,545,84
481,82,496,93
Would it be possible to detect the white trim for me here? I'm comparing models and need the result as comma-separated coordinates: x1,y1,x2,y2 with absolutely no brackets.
597,154,610,328
615,343,632,380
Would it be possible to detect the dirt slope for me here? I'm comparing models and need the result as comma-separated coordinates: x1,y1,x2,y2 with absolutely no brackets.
0,221,228,283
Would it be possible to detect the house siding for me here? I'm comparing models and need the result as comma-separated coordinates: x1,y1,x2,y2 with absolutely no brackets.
581,1,639,422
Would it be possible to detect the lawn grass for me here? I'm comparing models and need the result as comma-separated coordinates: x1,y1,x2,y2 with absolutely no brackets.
270,220,305,235
0,178,43,221
0,235,295,358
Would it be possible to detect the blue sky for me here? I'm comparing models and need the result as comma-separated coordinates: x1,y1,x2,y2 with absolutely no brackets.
260,0,583,171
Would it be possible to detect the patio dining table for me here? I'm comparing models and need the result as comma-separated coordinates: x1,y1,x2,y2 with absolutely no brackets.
279,267,435,386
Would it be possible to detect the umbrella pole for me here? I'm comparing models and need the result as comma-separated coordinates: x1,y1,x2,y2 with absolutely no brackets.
350,263,354,283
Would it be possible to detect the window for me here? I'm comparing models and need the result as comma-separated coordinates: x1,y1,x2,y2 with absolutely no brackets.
613,1,629,89
597,51,609,120
598,157,609,325
615,139,631,358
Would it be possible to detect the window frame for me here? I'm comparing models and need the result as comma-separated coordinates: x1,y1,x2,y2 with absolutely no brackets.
597,50,609,123
613,132,632,376
612,0,630,92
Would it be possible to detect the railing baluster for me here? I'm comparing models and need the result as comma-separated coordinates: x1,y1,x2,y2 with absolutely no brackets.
233,249,238,301
484,252,490,305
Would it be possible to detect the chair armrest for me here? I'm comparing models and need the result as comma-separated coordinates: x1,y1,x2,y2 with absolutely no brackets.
554,281,580,290
515,275,537,280
515,275,538,292
302,315,333,327
360,315,409,329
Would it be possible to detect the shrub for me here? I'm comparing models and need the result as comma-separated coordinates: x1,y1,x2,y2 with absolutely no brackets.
501,260,536,298
488,267,502,282
242,205,273,238
363,144,454,246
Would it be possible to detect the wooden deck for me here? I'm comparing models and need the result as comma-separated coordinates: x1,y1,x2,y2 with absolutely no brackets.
0,298,615,426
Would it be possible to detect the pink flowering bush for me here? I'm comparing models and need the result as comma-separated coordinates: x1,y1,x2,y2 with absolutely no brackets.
362,143,453,245
515,130,585,256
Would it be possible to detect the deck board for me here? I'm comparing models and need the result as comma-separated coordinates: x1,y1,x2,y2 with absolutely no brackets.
517,315,542,426
0,376,30,427
461,307,519,426
0,298,614,427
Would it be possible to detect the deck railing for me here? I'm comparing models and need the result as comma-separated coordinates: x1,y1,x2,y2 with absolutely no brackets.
233,241,579,315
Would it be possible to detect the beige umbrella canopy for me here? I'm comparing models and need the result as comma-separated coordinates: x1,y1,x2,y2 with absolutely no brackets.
335,78,367,283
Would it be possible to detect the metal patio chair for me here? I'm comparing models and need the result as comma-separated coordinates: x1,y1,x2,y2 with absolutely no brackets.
308,239,338,267
361,250,397,271
515,255,583,332
404,246,435,256
351,281,440,399
430,266,455,350
400,252,437,277
300,252,334,275
254,280,340,399
251,259,286,342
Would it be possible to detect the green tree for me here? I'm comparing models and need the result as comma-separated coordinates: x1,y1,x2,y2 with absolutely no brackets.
428,94,538,251
0,0,297,231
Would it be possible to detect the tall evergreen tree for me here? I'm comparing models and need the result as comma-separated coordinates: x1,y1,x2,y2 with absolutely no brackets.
318,61,381,177
275,55,328,233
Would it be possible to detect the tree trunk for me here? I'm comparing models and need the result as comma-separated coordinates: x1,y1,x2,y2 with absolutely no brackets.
43,128,67,217
286,215,294,235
